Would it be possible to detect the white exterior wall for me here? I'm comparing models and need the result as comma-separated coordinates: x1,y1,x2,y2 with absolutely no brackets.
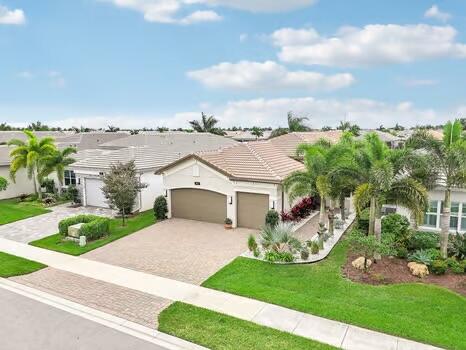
0,166,35,199
160,158,280,228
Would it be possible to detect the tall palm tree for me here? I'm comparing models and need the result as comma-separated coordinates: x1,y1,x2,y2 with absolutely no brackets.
40,147,77,194
189,112,225,135
353,133,428,258
8,130,57,199
287,111,310,132
407,120,466,258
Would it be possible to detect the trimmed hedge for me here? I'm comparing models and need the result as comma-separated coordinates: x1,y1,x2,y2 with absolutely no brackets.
58,214,110,241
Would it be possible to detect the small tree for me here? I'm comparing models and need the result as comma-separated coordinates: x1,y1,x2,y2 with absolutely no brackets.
0,176,8,191
153,195,168,221
265,210,279,227
101,161,147,226
348,229,389,270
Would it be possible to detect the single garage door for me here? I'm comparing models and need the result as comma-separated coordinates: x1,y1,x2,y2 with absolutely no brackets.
85,178,109,208
171,188,226,224
237,192,269,229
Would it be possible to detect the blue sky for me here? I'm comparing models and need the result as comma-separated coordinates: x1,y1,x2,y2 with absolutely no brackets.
0,0,465,129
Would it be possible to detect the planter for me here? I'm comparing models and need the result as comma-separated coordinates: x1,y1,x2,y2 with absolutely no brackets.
224,224,233,230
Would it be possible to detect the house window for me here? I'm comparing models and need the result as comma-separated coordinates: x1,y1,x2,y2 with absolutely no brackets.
423,200,438,227
449,202,460,230
64,170,76,186
461,203,466,232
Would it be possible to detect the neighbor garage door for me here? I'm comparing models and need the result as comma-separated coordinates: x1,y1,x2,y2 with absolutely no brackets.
171,188,226,224
237,192,269,229
85,178,109,208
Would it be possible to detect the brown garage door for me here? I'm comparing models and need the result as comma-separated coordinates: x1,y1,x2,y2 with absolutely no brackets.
171,188,227,224
237,192,269,229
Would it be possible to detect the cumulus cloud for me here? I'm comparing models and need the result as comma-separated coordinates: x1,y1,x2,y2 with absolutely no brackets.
0,5,25,25
187,60,354,91
203,0,317,12
424,5,451,22
179,10,222,24
272,24,466,67
403,79,437,87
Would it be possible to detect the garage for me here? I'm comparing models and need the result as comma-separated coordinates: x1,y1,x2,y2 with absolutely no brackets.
237,192,269,229
85,178,109,208
171,188,226,224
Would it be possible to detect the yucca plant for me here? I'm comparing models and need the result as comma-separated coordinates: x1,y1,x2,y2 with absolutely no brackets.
260,222,301,253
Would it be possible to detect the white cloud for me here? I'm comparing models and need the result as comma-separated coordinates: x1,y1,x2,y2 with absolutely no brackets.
187,60,354,91
272,24,466,67
17,71,34,79
0,5,25,25
203,0,317,12
403,79,437,87
424,5,451,22
179,10,222,24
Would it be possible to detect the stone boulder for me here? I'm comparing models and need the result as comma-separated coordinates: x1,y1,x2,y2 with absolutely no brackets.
352,256,372,270
407,262,429,278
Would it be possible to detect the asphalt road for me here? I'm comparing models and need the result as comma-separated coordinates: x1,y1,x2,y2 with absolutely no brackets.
0,288,171,350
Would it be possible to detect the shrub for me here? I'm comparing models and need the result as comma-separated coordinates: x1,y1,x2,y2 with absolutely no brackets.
348,229,387,263
300,247,309,260
357,208,370,233
460,260,466,273
41,178,56,194
260,223,301,253
280,211,295,222
247,234,257,252
264,251,294,263
448,233,466,260
407,231,439,251
80,218,110,240
310,241,319,254
446,258,464,274
253,248,260,258
396,246,409,259
58,214,102,235
382,213,411,249
430,259,447,275
153,196,168,221
224,218,232,225
280,197,313,223
265,210,279,227
408,249,435,266
63,185,79,202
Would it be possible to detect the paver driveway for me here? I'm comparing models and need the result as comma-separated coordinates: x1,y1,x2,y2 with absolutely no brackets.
84,218,256,284
0,204,114,243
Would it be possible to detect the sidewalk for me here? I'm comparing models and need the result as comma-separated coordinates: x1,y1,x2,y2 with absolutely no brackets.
0,237,442,350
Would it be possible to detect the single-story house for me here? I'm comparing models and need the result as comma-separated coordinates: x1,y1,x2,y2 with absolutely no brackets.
70,133,237,211
269,131,343,157
155,141,306,229
0,145,36,199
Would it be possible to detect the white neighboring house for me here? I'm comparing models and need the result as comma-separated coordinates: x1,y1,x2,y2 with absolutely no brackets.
0,146,35,199
70,133,237,212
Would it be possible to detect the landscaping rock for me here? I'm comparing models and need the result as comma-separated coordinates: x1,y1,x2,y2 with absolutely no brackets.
352,256,372,270
67,223,83,238
407,262,429,278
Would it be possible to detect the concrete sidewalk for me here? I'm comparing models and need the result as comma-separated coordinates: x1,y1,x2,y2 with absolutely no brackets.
0,237,442,350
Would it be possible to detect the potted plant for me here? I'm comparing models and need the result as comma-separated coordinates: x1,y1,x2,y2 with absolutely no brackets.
224,218,233,230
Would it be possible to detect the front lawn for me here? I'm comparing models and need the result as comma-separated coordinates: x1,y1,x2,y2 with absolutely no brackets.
203,239,466,350
0,198,51,225
158,302,336,350
29,210,155,255
0,252,46,277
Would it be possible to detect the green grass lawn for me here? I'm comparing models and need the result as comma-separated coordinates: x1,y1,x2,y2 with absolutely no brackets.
0,198,51,225
0,252,46,277
29,210,155,255
203,239,466,350
158,302,336,350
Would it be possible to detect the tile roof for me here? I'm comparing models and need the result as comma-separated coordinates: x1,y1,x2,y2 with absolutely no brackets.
55,132,129,151
0,131,71,144
157,141,305,184
224,130,272,141
269,131,343,157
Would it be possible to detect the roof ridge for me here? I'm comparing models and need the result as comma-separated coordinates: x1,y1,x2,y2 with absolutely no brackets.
244,143,281,180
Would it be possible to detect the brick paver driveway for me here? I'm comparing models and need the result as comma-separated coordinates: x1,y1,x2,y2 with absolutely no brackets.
0,204,114,243
84,218,256,284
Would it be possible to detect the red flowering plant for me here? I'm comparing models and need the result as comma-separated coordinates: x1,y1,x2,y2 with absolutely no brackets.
281,197,313,223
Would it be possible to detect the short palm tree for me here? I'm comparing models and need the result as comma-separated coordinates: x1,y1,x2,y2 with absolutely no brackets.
189,112,225,135
407,120,466,258
40,147,77,194
8,130,57,199
287,111,310,132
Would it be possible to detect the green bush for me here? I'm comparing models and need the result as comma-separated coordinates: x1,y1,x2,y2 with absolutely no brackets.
247,234,258,252
396,246,409,259
430,259,447,275
309,241,319,254
300,247,309,260
448,233,466,260
264,251,294,263
58,215,101,235
407,231,439,251
153,196,168,220
265,210,279,227
382,213,411,250
446,258,464,274
80,218,110,240
357,208,370,233
408,249,434,266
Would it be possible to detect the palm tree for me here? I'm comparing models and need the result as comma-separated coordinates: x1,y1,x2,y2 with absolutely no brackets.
250,126,263,140
189,112,225,136
287,111,310,132
8,130,57,199
353,133,428,259
40,147,77,194
407,120,466,258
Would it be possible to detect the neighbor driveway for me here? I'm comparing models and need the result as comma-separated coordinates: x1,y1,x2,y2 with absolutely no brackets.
84,218,256,284
0,204,114,243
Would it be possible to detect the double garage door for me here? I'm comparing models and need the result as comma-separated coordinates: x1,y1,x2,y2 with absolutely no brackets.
171,189,269,229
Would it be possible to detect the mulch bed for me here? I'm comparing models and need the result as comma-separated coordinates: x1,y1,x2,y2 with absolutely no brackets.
343,252,466,296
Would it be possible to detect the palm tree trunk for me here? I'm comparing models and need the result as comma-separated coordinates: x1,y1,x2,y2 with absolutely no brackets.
328,199,335,236
319,196,326,226
31,168,38,197
374,203,382,261
368,197,376,235
339,194,346,222
440,188,451,259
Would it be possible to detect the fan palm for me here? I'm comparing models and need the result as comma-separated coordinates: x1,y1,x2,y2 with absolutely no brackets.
40,147,77,194
407,120,466,257
189,112,225,135
8,130,57,199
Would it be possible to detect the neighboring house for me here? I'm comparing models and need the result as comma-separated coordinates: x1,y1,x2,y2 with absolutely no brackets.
71,133,237,211
224,130,272,142
357,130,402,149
0,145,35,199
155,141,305,229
